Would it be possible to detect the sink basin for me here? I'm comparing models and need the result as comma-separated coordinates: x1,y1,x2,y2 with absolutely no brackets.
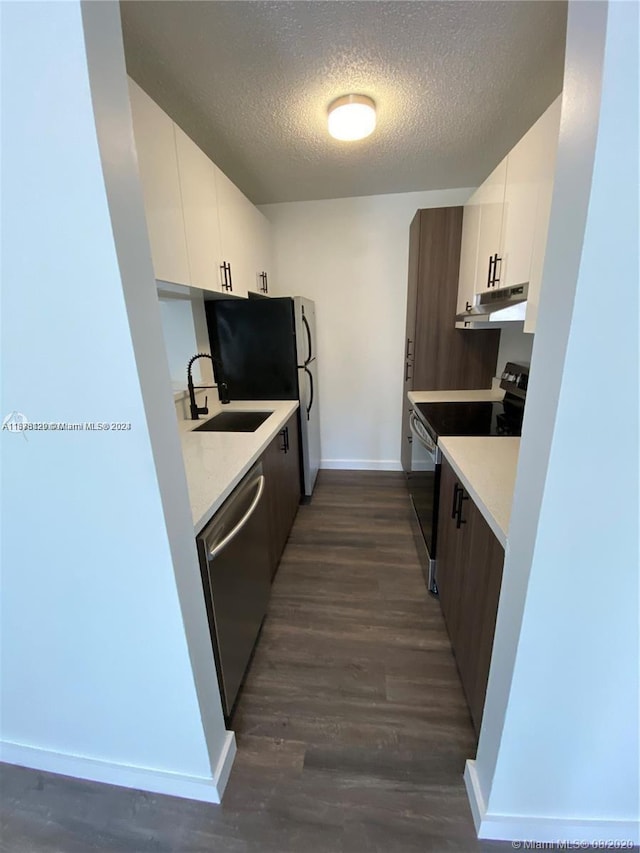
192,411,273,433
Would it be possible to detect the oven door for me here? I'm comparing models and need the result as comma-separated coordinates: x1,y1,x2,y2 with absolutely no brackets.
407,409,440,593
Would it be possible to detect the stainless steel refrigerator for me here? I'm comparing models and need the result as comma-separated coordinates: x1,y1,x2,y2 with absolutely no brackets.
205,296,320,497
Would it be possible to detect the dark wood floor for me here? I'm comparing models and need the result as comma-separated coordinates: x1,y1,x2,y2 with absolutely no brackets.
1,471,512,852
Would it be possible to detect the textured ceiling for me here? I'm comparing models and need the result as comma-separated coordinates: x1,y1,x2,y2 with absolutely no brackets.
121,1,567,205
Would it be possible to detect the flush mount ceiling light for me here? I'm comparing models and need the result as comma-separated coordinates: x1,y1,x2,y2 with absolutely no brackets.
327,94,376,141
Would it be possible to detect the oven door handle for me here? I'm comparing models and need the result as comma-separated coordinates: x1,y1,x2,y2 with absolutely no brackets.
409,410,437,455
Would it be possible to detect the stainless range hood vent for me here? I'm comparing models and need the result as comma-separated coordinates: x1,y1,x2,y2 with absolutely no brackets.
456,282,529,325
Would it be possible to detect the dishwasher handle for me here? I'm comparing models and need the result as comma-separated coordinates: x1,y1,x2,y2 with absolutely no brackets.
208,475,266,561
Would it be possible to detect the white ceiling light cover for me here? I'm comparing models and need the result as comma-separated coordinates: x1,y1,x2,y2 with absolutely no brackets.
327,94,376,141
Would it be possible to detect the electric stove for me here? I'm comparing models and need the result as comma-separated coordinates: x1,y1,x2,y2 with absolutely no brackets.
413,398,523,444
406,361,529,595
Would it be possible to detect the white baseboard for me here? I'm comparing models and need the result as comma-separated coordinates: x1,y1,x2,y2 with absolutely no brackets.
465,759,640,845
1,732,237,804
464,759,486,833
210,730,236,799
320,459,403,471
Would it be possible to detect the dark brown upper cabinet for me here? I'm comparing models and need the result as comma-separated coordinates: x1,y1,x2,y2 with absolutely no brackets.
405,207,500,391
401,207,500,472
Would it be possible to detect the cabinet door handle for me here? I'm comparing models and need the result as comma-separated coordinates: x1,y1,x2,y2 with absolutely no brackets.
284,426,289,453
405,337,413,358
493,254,502,287
456,490,469,529
220,262,233,292
404,360,413,382
486,255,494,289
465,301,473,312
264,272,268,293
451,483,461,518
279,427,288,453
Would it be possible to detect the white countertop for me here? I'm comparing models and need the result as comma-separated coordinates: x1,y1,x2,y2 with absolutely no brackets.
408,388,504,404
438,436,520,547
178,400,299,534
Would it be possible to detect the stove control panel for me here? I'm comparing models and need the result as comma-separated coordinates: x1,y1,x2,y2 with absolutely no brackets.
500,361,530,399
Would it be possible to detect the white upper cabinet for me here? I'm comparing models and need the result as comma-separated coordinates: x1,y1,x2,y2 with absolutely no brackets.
247,204,274,295
127,79,191,287
499,133,540,291
524,96,562,333
457,204,481,315
500,95,562,298
215,166,259,298
128,78,273,301
215,168,273,298
456,95,562,332
473,157,508,294
174,126,222,293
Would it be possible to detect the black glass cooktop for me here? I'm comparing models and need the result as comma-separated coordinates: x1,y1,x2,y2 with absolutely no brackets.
414,400,524,442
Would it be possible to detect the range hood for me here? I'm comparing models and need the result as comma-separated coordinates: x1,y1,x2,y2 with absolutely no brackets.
456,283,529,325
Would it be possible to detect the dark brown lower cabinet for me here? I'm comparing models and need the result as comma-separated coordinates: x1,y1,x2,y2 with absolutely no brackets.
261,411,301,579
436,457,505,734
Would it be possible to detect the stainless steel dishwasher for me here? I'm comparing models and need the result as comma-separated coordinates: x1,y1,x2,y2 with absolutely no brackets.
196,461,271,720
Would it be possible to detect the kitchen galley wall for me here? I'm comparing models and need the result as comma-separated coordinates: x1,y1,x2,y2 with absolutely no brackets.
261,188,474,471
156,287,215,418
496,325,534,379
2,0,231,803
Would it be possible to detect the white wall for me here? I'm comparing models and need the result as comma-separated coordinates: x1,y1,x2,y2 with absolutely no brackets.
0,0,233,802
261,188,473,469
496,325,534,375
159,297,202,387
467,0,639,843
157,290,215,390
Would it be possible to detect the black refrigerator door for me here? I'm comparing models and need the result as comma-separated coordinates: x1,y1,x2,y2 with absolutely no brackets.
206,298,299,400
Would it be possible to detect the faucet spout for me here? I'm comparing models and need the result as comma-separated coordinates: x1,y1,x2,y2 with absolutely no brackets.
187,353,219,420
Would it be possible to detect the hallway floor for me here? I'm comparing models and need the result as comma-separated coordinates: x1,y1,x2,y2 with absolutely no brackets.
1,471,511,852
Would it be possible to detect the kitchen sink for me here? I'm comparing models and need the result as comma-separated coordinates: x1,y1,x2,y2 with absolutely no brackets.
192,411,273,433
